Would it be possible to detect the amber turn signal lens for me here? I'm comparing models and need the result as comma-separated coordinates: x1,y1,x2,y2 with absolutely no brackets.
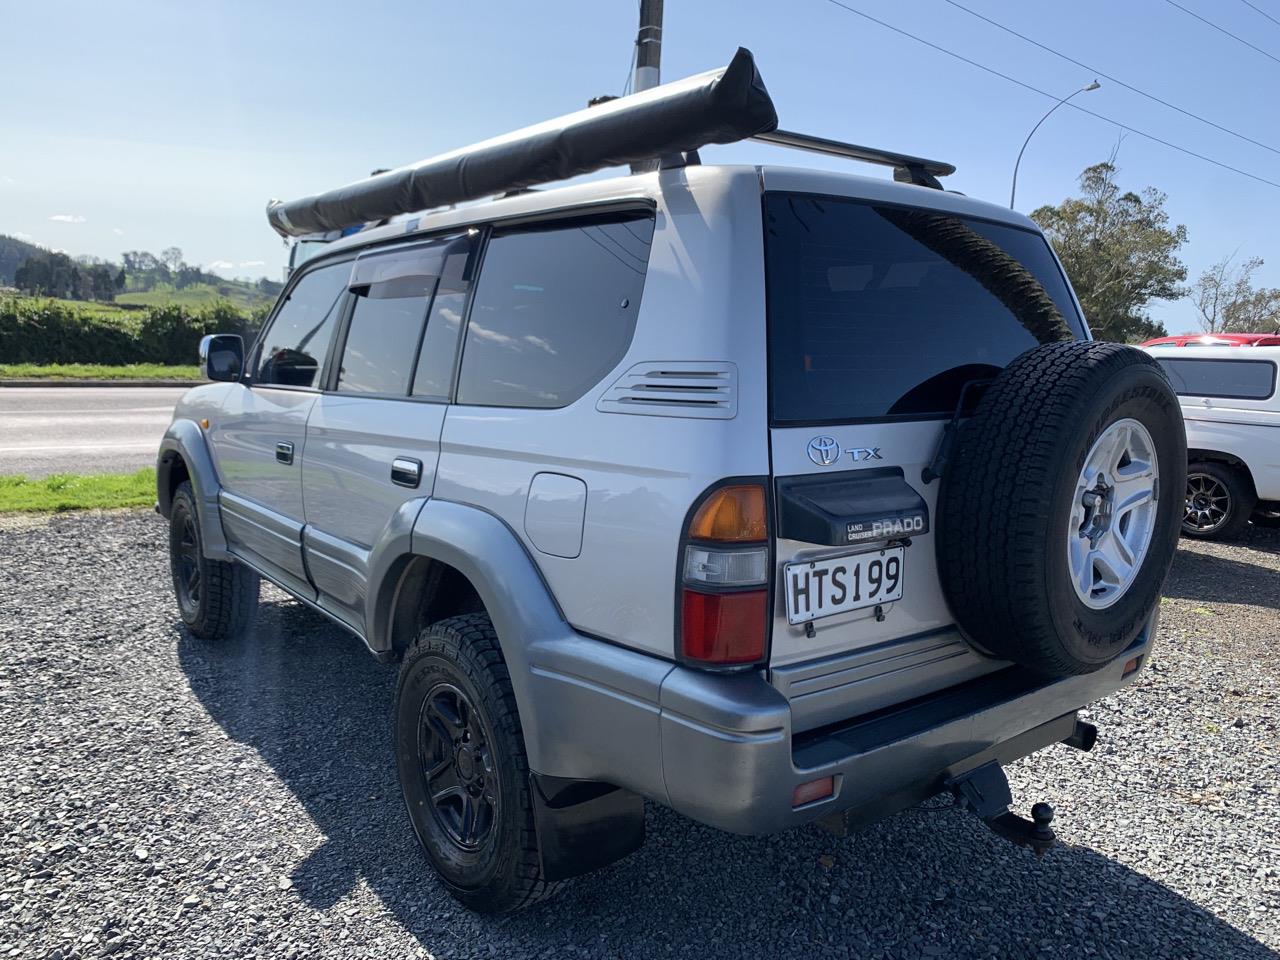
688,484,767,542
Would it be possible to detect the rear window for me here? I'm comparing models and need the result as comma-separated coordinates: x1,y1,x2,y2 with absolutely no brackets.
764,194,1086,423
1156,357,1276,400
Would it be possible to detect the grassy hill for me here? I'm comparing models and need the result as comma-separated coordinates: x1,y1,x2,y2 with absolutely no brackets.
0,233,280,311
117,280,273,311
0,234,42,285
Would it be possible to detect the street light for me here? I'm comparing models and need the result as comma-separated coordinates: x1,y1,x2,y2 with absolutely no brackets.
1010,80,1101,209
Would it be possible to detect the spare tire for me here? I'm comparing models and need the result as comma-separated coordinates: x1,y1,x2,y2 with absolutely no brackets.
936,341,1185,677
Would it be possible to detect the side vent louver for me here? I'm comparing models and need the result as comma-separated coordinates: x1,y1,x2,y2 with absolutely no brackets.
597,361,738,420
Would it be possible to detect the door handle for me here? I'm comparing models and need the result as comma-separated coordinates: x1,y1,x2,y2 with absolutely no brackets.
275,441,294,465
391,457,423,488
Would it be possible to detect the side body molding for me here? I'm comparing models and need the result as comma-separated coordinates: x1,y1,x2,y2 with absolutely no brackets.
157,419,230,560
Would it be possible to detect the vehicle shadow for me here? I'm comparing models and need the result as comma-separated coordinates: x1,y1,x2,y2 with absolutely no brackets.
1165,525,1280,610
175,599,1274,960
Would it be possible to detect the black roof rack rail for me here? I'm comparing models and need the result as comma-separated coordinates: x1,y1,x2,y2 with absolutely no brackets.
751,129,954,190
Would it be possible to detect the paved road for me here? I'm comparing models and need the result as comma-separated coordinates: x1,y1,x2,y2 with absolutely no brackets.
0,387,187,477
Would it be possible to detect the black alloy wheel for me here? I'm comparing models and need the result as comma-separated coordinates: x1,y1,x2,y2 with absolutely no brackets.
417,682,499,849
1183,471,1231,535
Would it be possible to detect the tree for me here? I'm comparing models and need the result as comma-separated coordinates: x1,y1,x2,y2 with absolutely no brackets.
160,246,184,271
1192,255,1280,333
1031,161,1188,343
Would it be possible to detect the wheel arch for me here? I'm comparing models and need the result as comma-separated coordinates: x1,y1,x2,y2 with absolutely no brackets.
157,419,229,559
1187,449,1257,496
368,499,572,774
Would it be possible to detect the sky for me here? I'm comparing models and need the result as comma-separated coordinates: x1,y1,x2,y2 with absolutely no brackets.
2,0,1279,331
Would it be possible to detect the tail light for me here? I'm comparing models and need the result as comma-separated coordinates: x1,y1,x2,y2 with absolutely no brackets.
678,482,771,668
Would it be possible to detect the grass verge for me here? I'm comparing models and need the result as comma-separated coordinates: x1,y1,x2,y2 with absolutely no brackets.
0,363,201,381
0,469,156,512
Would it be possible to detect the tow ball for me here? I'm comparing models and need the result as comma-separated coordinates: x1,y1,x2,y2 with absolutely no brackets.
946,761,1057,856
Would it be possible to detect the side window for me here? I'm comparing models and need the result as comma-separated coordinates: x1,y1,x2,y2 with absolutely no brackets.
255,261,349,388
456,212,655,408
338,235,473,397
1156,357,1276,400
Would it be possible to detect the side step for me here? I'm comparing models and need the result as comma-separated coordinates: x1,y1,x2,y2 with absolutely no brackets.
947,761,1056,856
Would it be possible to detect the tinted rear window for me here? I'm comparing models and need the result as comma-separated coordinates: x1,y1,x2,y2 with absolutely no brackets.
764,194,1086,423
1156,357,1276,399
457,212,654,408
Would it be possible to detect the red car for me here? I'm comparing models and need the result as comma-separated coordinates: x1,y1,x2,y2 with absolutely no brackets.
1142,332,1280,347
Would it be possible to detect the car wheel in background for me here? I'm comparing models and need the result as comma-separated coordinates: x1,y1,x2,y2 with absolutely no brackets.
1183,462,1254,540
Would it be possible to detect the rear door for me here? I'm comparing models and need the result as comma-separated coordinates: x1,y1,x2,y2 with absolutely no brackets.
762,193,1089,724
301,233,474,631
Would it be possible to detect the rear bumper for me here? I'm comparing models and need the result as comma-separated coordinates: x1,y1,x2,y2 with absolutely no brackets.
523,620,1155,836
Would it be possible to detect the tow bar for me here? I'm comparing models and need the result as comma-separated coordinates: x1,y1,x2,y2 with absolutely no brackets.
946,761,1057,856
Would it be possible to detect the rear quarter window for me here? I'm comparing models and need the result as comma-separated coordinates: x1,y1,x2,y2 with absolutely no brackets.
764,194,1086,424
456,211,655,409
1155,357,1277,400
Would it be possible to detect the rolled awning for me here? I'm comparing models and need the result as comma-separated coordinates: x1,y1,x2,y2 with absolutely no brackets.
266,47,777,238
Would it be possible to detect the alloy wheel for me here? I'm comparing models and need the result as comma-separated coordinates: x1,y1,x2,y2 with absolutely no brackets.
417,682,498,850
1183,472,1230,534
175,511,202,615
1067,418,1160,610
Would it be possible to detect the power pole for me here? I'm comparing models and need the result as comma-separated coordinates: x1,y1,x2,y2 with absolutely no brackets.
630,0,664,172
633,0,663,93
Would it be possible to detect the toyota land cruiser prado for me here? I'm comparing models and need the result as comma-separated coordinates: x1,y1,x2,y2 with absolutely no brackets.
157,50,1185,912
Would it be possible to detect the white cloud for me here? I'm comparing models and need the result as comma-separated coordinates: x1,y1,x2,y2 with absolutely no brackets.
49,214,86,223
238,260,264,268
112,227,125,236
1,176,14,185
207,259,235,270
13,232,33,241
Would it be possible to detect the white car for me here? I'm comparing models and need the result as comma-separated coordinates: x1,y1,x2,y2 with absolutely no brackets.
1145,344,1280,538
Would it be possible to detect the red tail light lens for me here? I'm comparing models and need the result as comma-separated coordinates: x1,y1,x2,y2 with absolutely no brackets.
680,588,768,665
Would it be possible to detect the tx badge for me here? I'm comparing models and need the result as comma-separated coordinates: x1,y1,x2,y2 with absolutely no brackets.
807,436,882,467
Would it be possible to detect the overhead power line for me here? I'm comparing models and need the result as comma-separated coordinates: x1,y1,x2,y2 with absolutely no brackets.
942,0,1280,158
1163,0,1280,66
1239,0,1280,29
820,0,1280,191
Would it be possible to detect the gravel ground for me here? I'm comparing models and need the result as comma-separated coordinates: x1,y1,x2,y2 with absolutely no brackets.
0,510,1276,960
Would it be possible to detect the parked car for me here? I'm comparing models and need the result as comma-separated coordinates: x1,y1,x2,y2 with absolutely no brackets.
1142,332,1280,348
1143,344,1280,538
157,50,1186,913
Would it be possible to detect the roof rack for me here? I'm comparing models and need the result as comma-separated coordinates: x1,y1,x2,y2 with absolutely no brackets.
751,129,954,189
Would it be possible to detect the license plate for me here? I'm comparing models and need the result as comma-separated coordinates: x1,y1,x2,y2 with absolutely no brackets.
784,547,905,625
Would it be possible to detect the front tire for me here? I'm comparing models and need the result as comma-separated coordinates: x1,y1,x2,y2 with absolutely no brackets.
1183,462,1253,540
394,614,559,913
168,480,258,639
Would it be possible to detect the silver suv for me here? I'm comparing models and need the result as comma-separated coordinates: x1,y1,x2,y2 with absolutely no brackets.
157,50,1186,913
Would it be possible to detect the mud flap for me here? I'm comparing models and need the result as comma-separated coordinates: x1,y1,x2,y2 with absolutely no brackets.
530,774,646,881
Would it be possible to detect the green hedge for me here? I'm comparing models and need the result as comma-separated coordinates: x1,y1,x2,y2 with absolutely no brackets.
0,297,264,365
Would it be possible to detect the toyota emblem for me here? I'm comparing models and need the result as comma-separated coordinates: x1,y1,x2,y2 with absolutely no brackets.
806,435,841,466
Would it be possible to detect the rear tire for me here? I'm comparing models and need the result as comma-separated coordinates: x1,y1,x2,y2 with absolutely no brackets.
394,614,560,914
168,481,258,640
1183,462,1254,540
